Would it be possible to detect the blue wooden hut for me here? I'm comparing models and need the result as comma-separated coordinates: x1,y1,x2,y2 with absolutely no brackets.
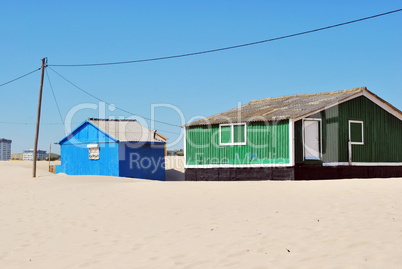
56,118,167,180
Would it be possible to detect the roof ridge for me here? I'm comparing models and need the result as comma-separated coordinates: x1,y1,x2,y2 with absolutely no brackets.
87,118,137,122
249,87,365,104
184,86,371,126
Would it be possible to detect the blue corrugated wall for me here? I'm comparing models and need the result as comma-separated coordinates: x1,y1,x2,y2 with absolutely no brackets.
119,142,166,181
56,122,119,176
56,121,166,180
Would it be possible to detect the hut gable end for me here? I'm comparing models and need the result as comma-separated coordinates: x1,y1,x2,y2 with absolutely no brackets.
58,121,117,145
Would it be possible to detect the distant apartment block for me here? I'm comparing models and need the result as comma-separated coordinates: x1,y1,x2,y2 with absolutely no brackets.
0,138,12,161
23,149,47,161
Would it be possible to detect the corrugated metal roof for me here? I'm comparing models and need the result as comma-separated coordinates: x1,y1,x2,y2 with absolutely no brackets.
185,87,367,126
88,118,166,143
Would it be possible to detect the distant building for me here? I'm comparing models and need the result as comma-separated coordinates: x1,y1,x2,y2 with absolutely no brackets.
0,138,12,161
167,149,184,156
11,153,23,160
23,149,47,161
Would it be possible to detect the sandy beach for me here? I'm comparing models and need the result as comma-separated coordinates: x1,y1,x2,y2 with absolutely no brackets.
0,159,401,269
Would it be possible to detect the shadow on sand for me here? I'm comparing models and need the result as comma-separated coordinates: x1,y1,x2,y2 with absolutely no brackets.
165,169,185,181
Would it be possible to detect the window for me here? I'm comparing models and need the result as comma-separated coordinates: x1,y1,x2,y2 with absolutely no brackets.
87,144,100,160
349,120,364,145
219,123,247,146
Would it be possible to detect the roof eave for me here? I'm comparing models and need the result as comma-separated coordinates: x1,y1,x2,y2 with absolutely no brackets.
291,89,365,122
119,141,166,144
58,120,119,145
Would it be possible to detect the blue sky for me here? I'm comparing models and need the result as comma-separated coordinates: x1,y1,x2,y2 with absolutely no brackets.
0,1,401,154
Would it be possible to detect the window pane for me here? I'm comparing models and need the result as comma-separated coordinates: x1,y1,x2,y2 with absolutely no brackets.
89,147,100,160
350,122,363,143
220,126,231,144
233,125,245,143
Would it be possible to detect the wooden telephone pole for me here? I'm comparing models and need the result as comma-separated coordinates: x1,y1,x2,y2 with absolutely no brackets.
33,58,47,178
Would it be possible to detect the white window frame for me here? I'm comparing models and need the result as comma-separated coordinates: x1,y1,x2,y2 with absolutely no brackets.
348,120,364,145
87,144,100,160
219,123,247,146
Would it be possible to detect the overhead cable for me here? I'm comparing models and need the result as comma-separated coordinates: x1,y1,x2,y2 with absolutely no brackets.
0,121,73,125
45,69,65,125
0,68,40,87
48,8,402,67
48,67,183,128
0,120,181,135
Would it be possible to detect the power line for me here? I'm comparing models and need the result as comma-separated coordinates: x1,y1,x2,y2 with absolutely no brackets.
47,67,183,128
0,121,74,125
0,68,40,87
0,120,182,135
45,69,65,125
48,8,402,67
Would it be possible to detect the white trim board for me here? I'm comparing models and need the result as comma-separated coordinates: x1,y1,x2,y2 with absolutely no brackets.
362,90,402,121
289,119,295,166
187,162,402,168
185,163,293,169
86,144,99,148
292,89,402,122
323,162,402,167
183,126,187,163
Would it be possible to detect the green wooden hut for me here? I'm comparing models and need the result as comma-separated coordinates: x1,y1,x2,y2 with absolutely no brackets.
184,87,402,180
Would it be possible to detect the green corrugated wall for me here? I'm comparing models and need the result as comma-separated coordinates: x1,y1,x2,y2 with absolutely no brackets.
295,96,402,163
186,120,290,165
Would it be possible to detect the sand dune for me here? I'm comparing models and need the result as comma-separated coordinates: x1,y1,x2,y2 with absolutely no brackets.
0,160,401,268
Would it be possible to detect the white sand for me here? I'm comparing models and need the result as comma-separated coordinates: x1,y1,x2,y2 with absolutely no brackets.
0,160,401,269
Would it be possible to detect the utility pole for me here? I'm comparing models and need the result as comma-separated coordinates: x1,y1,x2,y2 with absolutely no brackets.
33,58,47,178
48,143,52,172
